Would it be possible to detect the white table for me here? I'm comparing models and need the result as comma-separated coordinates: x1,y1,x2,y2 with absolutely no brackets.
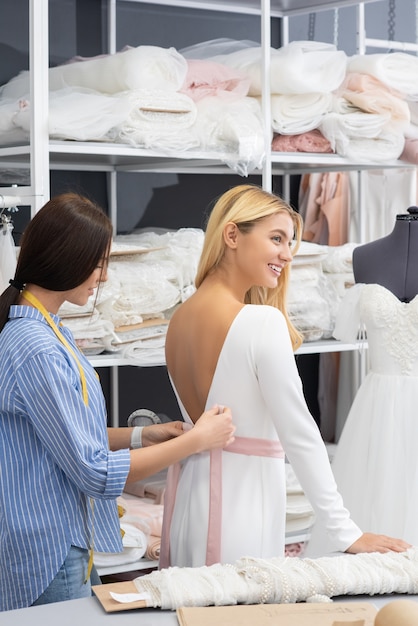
2,595,418,625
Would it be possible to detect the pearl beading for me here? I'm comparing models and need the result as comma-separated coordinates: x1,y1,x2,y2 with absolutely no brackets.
133,547,418,610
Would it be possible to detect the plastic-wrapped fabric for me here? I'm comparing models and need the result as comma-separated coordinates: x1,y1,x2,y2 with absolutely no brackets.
14,87,133,142
1,45,188,99
182,39,347,96
180,58,250,102
188,94,265,176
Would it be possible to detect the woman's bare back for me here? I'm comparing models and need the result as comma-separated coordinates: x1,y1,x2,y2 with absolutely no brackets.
165,286,243,422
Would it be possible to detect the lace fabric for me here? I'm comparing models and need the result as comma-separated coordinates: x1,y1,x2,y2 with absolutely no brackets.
133,548,418,609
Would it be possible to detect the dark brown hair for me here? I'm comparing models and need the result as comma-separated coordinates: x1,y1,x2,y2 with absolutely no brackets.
0,192,112,331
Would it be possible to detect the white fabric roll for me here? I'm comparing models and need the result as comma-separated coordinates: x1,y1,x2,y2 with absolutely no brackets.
1,45,188,98
347,52,418,99
269,92,333,135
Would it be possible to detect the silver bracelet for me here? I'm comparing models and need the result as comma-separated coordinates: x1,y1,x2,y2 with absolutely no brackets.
131,426,144,449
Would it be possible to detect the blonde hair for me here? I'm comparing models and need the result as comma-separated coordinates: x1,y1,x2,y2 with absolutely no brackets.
196,184,304,351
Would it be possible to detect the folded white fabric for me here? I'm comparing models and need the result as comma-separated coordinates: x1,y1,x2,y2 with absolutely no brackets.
14,87,132,142
339,72,410,133
347,52,418,99
268,92,333,135
117,89,198,152
319,99,406,161
1,45,188,99
189,94,265,175
94,522,148,568
206,40,347,96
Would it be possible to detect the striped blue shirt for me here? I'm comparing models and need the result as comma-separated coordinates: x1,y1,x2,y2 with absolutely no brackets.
0,305,131,610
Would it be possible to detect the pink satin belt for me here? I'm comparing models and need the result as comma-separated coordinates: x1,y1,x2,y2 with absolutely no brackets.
159,435,284,569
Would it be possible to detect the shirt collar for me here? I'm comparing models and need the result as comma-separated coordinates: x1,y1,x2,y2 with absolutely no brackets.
9,304,62,326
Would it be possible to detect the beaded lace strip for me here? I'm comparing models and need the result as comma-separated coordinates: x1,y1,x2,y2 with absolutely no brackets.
134,547,418,610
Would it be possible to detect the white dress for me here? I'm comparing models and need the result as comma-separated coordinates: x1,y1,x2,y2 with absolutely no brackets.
160,304,361,568
310,283,418,554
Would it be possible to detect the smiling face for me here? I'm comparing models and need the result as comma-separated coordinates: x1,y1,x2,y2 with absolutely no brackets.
232,212,295,290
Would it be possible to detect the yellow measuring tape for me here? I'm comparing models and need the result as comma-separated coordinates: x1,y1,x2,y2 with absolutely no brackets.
22,289,95,581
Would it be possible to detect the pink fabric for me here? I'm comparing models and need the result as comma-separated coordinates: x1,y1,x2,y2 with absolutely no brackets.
401,138,418,164
159,435,284,569
271,129,333,154
180,59,250,102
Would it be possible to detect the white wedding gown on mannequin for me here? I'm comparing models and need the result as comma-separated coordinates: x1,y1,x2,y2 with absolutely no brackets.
307,282,418,555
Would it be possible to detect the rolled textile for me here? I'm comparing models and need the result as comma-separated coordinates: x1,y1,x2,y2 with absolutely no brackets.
347,52,418,99
340,72,410,133
133,548,418,609
1,45,188,99
268,92,333,135
146,536,161,561
206,39,347,96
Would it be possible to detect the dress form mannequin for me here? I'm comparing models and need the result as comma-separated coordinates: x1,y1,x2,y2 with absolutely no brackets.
352,207,418,301
306,207,418,555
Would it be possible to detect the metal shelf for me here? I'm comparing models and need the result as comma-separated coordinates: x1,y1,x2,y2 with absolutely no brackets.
0,141,412,176
87,339,367,369
119,0,380,18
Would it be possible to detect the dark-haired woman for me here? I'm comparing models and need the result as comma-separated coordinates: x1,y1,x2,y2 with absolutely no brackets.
0,193,235,611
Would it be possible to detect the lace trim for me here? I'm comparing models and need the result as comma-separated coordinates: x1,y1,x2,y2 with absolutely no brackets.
134,547,418,609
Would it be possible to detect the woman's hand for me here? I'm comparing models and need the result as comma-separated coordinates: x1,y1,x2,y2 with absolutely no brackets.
192,405,236,453
142,421,184,446
346,532,411,554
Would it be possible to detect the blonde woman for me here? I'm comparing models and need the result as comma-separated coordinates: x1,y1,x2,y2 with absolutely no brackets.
160,184,409,568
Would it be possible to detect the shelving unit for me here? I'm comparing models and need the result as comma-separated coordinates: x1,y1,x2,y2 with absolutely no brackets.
0,0,412,427
0,0,391,214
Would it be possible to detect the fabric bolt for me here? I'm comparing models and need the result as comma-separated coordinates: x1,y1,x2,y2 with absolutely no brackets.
307,283,418,555
134,548,418,609
0,305,131,611
162,305,361,568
